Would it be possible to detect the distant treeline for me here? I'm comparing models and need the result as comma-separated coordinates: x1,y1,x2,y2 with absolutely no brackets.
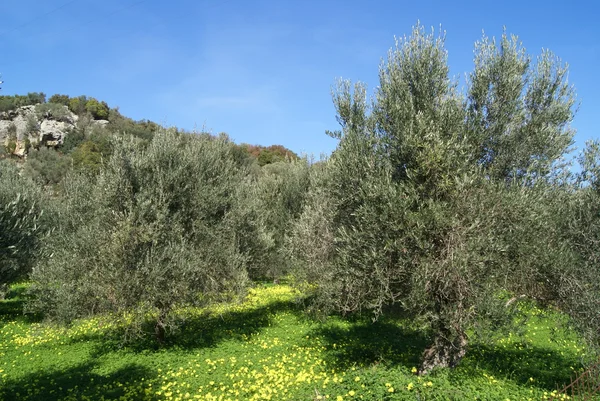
0,93,110,121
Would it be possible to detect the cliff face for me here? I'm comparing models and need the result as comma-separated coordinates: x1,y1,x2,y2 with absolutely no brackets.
0,105,106,157
0,105,76,156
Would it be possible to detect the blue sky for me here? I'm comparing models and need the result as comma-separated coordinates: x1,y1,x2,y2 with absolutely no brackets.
0,0,598,157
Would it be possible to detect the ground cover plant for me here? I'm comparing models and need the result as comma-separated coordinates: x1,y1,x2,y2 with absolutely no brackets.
0,283,596,400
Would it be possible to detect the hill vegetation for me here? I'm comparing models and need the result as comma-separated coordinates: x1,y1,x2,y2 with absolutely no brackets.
0,92,298,181
1,23,600,399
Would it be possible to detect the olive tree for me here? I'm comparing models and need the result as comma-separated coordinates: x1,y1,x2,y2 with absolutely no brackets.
234,159,311,281
289,24,579,373
0,160,48,293
29,129,250,342
557,141,600,346
466,31,576,182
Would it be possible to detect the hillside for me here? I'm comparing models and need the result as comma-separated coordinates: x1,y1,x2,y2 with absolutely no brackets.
0,93,299,183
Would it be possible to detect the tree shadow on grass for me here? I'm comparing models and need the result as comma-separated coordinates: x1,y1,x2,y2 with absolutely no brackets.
311,316,582,392
0,284,42,327
460,342,582,391
0,361,155,401
88,298,303,355
310,317,429,370
172,299,302,348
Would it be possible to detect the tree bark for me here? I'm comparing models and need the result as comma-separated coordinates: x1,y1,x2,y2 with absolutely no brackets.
418,328,467,375
154,311,168,344
155,320,166,344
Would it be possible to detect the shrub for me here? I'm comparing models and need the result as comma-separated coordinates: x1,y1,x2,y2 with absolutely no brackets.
61,127,86,153
85,98,109,120
24,92,46,106
239,144,299,166
68,95,88,115
4,123,18,154
23,147,72,186
34,103,72,122
25,114,39,136
106,111,158,143
48,94,70,106
71,140,103,172
0,93,46,112
23,137,32,153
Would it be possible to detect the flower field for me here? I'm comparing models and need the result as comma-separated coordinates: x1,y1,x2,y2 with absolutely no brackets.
0,283,595,400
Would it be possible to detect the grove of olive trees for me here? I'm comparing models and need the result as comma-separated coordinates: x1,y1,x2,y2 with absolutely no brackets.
1,23,599,379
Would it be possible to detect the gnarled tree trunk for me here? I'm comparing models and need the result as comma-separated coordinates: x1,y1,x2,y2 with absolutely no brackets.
154,310,168,344
418,327,467,375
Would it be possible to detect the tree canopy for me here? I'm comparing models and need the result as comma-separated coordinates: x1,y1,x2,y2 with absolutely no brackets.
289,24,587,373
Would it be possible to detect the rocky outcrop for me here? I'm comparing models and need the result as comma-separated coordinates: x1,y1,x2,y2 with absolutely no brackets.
0,106,37,141
0,104,112,158
39,120,70,147
13,140,27,158
0,105,81,156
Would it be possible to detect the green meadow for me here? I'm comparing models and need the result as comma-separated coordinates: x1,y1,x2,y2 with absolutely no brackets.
1,283,593,401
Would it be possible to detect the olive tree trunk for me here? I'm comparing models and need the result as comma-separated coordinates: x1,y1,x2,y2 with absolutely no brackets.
419,326,468,375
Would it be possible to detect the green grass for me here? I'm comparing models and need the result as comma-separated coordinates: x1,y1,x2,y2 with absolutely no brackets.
0,283,596,400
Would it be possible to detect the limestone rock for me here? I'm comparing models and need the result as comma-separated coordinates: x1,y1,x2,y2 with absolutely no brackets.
39,120,70,147
13,140,27,157
0,105,36,140
92,119,109,127
0,104,79,154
